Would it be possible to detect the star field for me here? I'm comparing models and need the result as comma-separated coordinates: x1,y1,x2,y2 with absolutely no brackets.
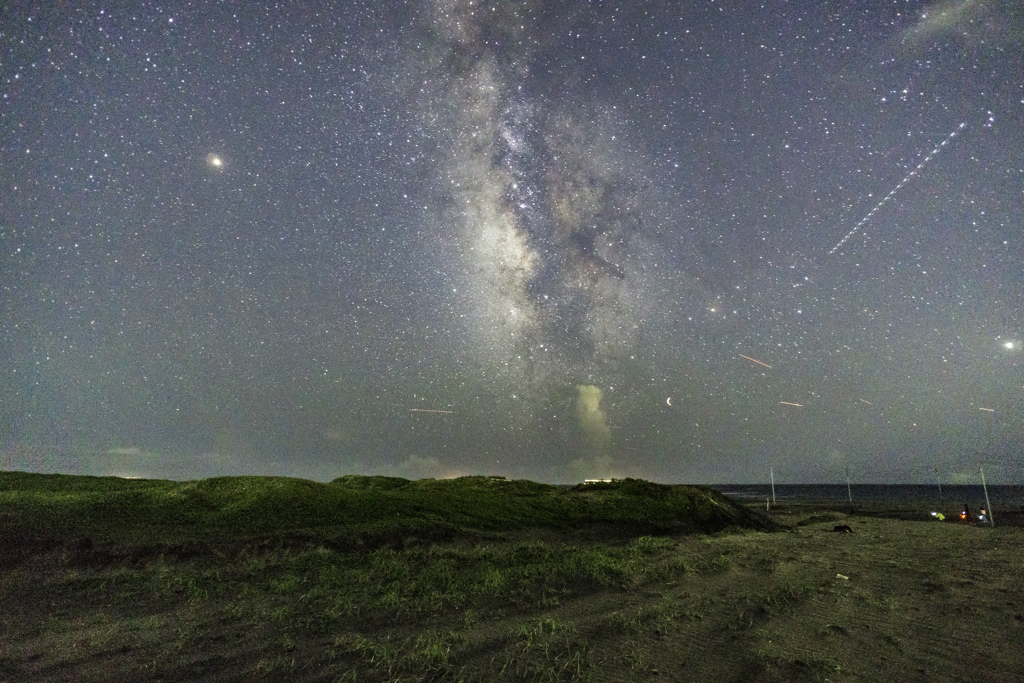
2,1,1022,484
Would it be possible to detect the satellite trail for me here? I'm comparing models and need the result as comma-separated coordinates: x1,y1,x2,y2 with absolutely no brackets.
829,122,965,255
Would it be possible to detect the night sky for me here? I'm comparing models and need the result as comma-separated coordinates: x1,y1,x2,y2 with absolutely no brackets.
3,1,1022,484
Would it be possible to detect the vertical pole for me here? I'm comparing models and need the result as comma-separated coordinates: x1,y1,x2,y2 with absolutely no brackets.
770,466,776,505
980,466,995,527
934,467,942,508
846,467,852,504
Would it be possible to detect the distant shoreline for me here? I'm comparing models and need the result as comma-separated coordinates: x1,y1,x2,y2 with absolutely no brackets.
725,492,1024,528
715,483,1024,506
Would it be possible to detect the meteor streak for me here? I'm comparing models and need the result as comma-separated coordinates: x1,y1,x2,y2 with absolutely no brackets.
858,398,873,405
739,354,772,369
779,401,803,407
979,407,994,412
409,408,455,414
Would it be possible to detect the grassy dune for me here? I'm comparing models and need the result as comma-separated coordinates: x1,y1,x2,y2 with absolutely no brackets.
1,473,1021,681
0,473,769,546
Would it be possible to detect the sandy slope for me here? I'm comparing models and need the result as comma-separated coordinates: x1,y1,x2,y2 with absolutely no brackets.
2,505,1022,682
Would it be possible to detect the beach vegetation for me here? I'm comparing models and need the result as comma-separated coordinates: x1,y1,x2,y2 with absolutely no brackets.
1,472,1020,681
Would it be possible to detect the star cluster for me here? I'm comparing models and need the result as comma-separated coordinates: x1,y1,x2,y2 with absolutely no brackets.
2,1,1022,483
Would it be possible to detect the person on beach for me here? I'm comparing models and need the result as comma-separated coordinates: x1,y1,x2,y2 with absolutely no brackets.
960,503,970,521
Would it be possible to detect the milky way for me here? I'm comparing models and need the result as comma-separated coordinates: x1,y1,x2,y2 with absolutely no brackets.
1,0,1021,483
415,2,671,390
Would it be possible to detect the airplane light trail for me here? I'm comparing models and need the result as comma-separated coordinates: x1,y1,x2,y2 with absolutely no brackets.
739,354,772,369
409,408,455,414
779,401,803,407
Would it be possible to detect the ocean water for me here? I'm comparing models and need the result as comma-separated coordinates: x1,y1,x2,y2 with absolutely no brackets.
714,484,1024,509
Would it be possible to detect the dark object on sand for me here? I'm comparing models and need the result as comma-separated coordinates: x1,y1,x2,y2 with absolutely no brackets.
833,524,854,533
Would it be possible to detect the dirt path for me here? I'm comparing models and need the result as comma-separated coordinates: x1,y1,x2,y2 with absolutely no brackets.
2,511,1021,681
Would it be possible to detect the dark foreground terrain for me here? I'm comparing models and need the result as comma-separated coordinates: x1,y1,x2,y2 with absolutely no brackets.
1,472,1021,682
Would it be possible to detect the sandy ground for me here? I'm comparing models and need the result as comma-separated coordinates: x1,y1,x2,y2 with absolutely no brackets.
490,506,1024,682
637,505,1024,681
2,504,1022,682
